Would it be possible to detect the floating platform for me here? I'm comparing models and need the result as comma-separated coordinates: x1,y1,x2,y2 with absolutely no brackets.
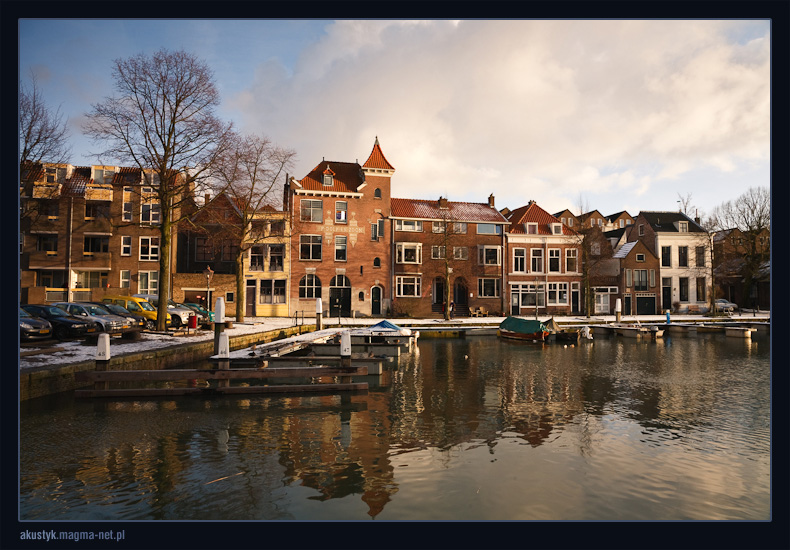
725,327,755,339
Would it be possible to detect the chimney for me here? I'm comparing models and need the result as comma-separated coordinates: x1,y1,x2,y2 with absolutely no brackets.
488,194,495,208
439,196,448,209
205,193,211,204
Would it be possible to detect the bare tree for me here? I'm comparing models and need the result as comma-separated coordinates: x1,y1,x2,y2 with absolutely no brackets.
429,207,467,320
84,49,234,329
212,133,296,322
574,196,613,317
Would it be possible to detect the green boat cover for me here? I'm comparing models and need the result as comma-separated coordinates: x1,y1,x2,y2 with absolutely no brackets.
499,317,547,334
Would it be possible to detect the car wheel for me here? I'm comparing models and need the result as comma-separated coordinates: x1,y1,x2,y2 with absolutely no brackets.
54,325,68,341
145,319,155,330
171,316,182,328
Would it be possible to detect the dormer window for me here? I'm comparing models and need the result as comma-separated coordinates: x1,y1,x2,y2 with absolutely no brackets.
678,221,688,232
526,223,538,235
552,223,562,235
323,174,333,186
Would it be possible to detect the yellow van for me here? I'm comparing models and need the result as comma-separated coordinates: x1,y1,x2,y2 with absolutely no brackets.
102,295,171,330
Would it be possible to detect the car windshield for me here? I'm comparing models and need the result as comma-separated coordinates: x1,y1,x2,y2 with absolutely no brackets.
43,306,70,317
84,305,110,316
105,304,128,315
138,301,155,311
20,308,31,318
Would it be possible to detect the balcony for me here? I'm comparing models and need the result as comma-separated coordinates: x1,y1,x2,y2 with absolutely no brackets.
32,183,61,199
74,252,112,269
27,251,64,269
85,184,113,202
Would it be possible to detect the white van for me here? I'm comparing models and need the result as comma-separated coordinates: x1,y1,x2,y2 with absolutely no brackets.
133,294,193,328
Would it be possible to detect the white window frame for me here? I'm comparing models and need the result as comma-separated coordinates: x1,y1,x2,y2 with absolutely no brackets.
335,235,347,262
396,275,422,297
526,223,538,234
477,223,501,235
396,242,422,264
478,245,501,266
138,270,159,294
300,199,323,223
395,220,423,232
121,235,132,256
530,249,543,273
431,245,446,259
139,236,160,261
453,247,469,260
140,187,161,224
565,248,577,272
679,221,688,232
335,201,347,224
551,223,562,235
513,248,526,273
548,248,561,272
547,282,568,305
636,253,646,262
120,270,131,289
122,186,133,222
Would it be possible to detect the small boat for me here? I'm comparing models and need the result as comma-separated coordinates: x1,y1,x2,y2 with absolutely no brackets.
545,317,581,343
498,317,550,342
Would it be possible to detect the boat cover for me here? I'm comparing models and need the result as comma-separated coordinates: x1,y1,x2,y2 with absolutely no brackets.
499,317,547,334
545,317,562,333
353,320,412,336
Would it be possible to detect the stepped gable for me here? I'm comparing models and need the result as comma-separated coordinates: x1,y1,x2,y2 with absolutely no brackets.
362,137,395,171
391,197,506,222
507,200,576,235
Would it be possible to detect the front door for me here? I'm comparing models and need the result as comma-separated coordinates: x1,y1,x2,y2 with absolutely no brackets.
662,278,672,312
454,279,468,306
571,283,580,314
511,289,520,315
329,288,352,318
371,286,382,315
246,281,257,317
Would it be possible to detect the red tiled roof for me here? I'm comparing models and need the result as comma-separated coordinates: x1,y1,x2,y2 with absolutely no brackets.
362,138,395,171
508,201,577,235
62,167,92,196
390,198,507,223
297,161,364,193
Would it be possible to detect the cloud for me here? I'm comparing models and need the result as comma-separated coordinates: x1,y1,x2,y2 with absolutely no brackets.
228,20,770,213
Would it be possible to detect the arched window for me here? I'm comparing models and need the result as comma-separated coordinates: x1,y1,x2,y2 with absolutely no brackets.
330,275,351,287
373,257,381,268
299,274,321,298
374,188,382,199
358,291,365,301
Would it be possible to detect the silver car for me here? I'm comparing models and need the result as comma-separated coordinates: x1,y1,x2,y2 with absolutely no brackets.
133,294,193,328
53,302,129,334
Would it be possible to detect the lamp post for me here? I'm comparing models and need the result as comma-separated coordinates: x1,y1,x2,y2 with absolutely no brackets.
203,266,214,312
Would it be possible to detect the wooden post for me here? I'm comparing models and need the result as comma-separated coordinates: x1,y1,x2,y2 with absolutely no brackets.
217,332,230,388
214,296,226,355
95,333,110,391
339,330,352,383
316,298,323,331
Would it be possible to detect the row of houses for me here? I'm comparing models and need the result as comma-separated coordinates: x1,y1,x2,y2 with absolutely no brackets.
19,139,768,319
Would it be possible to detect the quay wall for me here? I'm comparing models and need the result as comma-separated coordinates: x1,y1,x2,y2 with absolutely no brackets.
20,325,315,401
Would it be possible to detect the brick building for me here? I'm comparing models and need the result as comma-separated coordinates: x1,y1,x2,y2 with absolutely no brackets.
284,139,393,319
389,195,508,318
504,200,583,316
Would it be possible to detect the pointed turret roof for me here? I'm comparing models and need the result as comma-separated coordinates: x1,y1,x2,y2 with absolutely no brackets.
362,137,395,171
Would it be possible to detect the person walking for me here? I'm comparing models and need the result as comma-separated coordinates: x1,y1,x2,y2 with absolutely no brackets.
450,301,455,319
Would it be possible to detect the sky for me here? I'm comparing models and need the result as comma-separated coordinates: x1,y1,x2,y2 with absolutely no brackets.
18,19,771,219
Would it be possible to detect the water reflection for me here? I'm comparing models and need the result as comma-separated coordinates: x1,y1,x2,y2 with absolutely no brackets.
20,332,770,521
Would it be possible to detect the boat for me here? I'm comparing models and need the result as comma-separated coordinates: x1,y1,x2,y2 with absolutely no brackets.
545,317,581,343
497,317,550,342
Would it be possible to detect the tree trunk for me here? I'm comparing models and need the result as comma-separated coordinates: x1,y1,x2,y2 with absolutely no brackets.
157,217,172,331
236,246,245,322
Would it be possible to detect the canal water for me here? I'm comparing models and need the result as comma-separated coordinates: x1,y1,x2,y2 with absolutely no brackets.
19,331,771,522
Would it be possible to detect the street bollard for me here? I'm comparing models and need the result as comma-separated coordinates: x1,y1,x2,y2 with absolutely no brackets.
666,310,671,324
95,333,111,391
340,330,352,383
214,297,226,355
316,298,323,331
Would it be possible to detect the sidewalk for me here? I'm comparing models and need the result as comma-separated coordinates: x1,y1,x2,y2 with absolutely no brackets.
19,311,770,370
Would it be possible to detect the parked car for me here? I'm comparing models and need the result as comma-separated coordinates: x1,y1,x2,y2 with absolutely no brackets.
53,302,129,334
715,299,738,313
87,302,146,333
102,295,171,330
179,302,213,323
133,294,192,328
21,304,97,340
19,307,52,341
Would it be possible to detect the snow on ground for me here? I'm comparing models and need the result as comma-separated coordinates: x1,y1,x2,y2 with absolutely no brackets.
19,311,769,370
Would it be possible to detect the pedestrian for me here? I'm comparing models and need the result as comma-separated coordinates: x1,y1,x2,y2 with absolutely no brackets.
450,301,455,319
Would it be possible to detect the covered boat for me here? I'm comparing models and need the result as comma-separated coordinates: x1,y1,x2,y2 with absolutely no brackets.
497,316,549,342
545,317,581,343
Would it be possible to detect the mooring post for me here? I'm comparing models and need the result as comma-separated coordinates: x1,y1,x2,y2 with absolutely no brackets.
95,333,110,391
214,297,226,355
615,298,622,324
217,332,230,388
340,330,352,383
316,298,323,331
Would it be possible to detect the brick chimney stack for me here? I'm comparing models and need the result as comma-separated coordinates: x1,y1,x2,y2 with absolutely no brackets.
439,196,448,209
488,194,495,208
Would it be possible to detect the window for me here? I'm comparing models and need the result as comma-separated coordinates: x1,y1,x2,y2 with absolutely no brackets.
561,217,566,225
679,221,688,232
661,246,671,267
696,246,705,267
395,220,423,232
260,280,286,303
516,283,545,307
226,292,235,303
478,246,501,266
591,243,601,256
120,270,131,289
432,221,443,233
139,236,159,261
547,282,568,305
634,269,648,291
552,223,562,235
678,246,688,267
40,200,59,219
323,173,333,186
250,246,265,271
84,235,109,255
696,277,706,302
396,275,421,297
679,277,689,302
139,271,159,294
396,243,422,264
431,246,446,259
566,249,577,272
38,270,66,288
373,257,381,268
568,218,574,227
121,236,132,256
619,219,625,228
432,221,467,234
221,241,238,262
548,249,561,272
300,235,322,260
196,237,212,262
626,269,632,287
371,219,385,240
649,269,656,288
513,248,526,272
636,253,645,262
76,271,108,289
36,234,58,255
300,199,323,223
452,222,467,234
140,187,161,224
299,274,322,298
85,202,108,220
478,278,501,298
638,224,645,236
374,188,382,199
122,187,133,221
335,201,347,224
477,223,501,235
268,244,284,271
330,275,350,287
335,236,347,261
453,247,468,260
531,249,543,272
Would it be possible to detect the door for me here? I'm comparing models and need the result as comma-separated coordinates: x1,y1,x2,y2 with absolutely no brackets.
371,286,382,315
453,279,468,306
511,290,520,315
636,296,656,315
246,281,257,317
662,278,672,311
571,283,580,314
624,296,631,316
329,288,351,318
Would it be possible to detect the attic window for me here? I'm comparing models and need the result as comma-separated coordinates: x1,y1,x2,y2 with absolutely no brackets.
678,221,688,232
636,254,645,262
526,223,538,235
323,174,333,186
552,223,562,235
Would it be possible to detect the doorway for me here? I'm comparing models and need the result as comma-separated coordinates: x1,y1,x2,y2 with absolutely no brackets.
246,280,257,317
371,286,382,315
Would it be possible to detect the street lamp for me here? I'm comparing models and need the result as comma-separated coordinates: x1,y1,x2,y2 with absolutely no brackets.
203,266,214,311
